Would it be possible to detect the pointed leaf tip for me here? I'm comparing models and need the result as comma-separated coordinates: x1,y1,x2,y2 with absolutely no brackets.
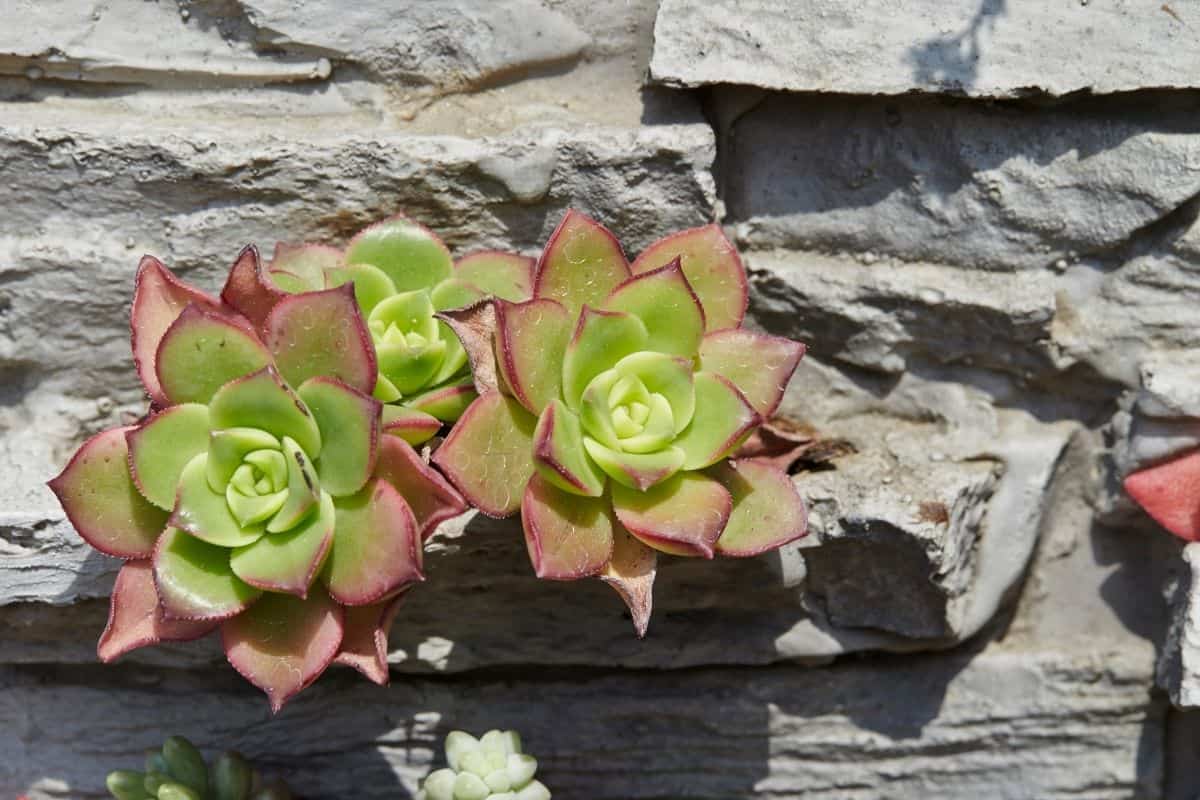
632,224,749,332
221,244,287,331
534,210,630,317
601,525,656,637
334,593,406,685
98,561,216,662
699,329,805,418
374,435,467,539
264,284,377,395
1124,450,1200,541
603,258,706,357
710,459,807,556
155,305,272,405
324,479,422,605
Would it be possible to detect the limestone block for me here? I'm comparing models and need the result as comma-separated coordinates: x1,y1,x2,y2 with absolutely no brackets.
1159,543,1200,708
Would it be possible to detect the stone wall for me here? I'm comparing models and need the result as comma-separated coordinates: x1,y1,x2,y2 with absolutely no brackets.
1,1,1196,797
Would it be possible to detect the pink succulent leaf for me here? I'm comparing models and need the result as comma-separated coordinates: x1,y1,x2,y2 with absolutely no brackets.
334,593,405,686
374,435,467,539
533,210,631,317
631,224,748,332
208,366,323,457
672,372,761,470
297,377,381,498
532,400,606,497
48,426,168,559
600,525,657,638
264,284,377,395
495,297,572,415
436,300,501,397
733,418,816,472
130,255,224,404
228,492,336,596
561,306,649,410
603,258,706,358
98,560,217,662
521,474,615,580
382,405,443,446
454,251,536,302
154,303,274,406
269,242,341,292
343,213,454,292
324,479,423,605
222,587,344,713
709,459,808,556
431,393,536,518
610,472,732,558
1124,449,1200,541
221,245,288,332
699,329,805,418
405,377,478,423
126,403,211,511
153,527,262,621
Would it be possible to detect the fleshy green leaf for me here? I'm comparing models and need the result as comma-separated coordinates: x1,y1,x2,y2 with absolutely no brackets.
455,251,535,302
561,307,648,409
334,594,405,685
97,561,216,662
532,400,606,497
343,213,454,292
607,351,695,435
172,454,265,548
269,242,340,292
264,284,378,395
431,393,536,517
611,472,732,558
699,329,805,417
710,460,808,556
374,435,467,539
382,404,442,446
324,479,422,604
48,427,168,558
600,525,656,637
221,245,286,331
431,277,487,312
265,436,321,533
206,427,281,493
156,305,273,405
130,255,223,404
222,587,343,713
632,224,748,332
325,261,397,315
127,404,211,511
495,298,571,415
672,372,760,470
230,491,335,595
208,366,323,458
406,377,478,423
298,377,381,497
533,210,630,317
581,437,684,492
1124,450,1200,541
521,475,615,579
603,259,705,357
154,527,262,620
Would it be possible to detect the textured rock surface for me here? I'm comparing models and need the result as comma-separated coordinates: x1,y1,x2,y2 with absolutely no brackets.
1160,543,1200,708
650,0,1199,97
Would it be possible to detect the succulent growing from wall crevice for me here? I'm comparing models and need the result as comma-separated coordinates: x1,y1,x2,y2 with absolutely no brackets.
418,730,549,800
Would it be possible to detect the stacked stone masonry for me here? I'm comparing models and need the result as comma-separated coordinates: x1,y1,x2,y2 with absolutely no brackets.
0,1,1195,797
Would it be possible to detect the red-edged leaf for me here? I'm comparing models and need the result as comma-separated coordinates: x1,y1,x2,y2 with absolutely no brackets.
436,300,500,396
603,258,705,357
97,560,216,662
130,256,222,404
382,405,443,446
1125,450,1200,541
155,304,273,405
495,298,571,415
153,527,261,621
532,400,606,497
335,594,405,685
374,436,467,539
264,284,377,394
343,213,454,292
699,330,805,418
221,245,287,331
269,242,340,291
405,378,478,423
126,403,211,511
222,589,344,713
229,492,336,596
710,459,808,556
324,479,423,605
48,427,168,559
431,394,536,518
533,210,630,317
297,377,381,498
454,251,536,302
561,306,648,410
611,472,732,558
600,525,656,637
673,372,761,470
632,224,748,331
521,474,615,579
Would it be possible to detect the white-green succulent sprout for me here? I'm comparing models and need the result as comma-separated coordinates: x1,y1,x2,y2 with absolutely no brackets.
417,730,550,800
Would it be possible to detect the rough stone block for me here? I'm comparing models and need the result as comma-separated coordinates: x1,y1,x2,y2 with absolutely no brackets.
1159,544,1200,709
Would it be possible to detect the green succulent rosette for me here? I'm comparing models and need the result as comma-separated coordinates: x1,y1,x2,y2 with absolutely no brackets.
418,730,550,800
433,211,809,633
264,214,535,432
105,735,292,800
49,249,465,711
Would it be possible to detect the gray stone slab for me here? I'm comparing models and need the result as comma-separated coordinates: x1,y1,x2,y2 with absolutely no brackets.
650,0,1199,97
1159,543,1200,709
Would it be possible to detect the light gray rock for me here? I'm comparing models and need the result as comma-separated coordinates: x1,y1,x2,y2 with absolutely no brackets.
1159,543,1200,708
649,0,1199,97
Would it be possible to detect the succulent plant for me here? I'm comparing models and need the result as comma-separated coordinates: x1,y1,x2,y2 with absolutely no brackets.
432,210,809,632
265,214,534,427
105,735,292,800
418,730,549,800
49,248,466,710
1124,450,1200,540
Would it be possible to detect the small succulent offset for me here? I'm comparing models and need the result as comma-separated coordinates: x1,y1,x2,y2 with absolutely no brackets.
265,214,534,428
1124,449,1200,541
106,735,292,800
434,211,809,632
418,730,549,800
49,247,466,710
